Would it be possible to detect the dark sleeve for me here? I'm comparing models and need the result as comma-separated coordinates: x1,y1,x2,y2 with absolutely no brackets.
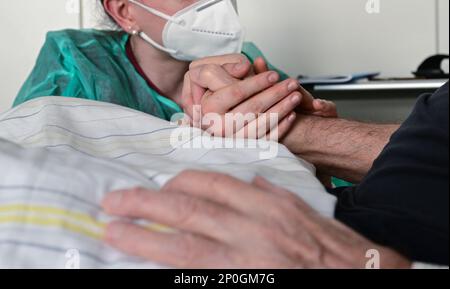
332,83,449,265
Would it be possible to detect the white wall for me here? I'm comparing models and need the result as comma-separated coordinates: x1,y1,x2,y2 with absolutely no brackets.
0,0,448,114
0,0,79,112
81,0,108,29
438,0,449,73
438,0,449,54
239,0,447,77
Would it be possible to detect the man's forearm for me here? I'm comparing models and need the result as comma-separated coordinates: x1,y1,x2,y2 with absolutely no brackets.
283,115,400,183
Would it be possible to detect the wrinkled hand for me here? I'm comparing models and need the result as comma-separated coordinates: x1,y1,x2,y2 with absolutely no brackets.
181,56,300,140
102,170,411,269
181,54,338,125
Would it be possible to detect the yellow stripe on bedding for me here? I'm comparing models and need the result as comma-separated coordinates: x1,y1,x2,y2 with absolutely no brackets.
0,204,103,229
0,215,103,239
0,204,175,239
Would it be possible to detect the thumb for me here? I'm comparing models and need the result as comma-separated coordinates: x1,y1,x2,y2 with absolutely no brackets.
221,61,252,79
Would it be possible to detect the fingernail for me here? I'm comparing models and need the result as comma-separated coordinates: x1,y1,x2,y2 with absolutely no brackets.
106,222,127,241
268,72,279,83
288,81,299,91
288,113,297,122
291,93,301,104
104,191,124,211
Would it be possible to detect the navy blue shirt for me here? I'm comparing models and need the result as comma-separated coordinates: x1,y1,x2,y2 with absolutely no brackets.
332,83,449,265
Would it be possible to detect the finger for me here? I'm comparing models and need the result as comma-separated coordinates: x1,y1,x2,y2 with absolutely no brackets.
299,216,374,266
204,71,280,113
251,175,316,214
312,99,326,111
102,188,243,242
252,175,289,195
181,72,194,116
189,64,238,105
191,54,253,81
190,53,250,70
191,83,207,107
190,63,254,106
162,171,326,262
259,92,301,139
162,170,273,216
231,78,299,115
312,99,338,118
201,114,227,137
296,85,316,112
266,112,297,142
234,91,301,139
183,71,204,128
104,221,231,268
322,252,359,269
191,104,202,129
222,62,253,80
254,57,269,74
190,63,253,107
250,176,332,260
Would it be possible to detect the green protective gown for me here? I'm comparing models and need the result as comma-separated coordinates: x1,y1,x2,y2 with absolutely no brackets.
14,29,289,121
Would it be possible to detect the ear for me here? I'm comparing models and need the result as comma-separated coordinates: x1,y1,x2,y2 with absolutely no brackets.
102,0,138,32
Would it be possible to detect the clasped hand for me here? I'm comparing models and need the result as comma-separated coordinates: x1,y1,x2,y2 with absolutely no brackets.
179,54,337,140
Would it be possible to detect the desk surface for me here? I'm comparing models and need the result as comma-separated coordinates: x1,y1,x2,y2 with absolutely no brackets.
315,79,448,92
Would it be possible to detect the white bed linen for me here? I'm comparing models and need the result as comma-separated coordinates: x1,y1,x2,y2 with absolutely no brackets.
0,97,336,268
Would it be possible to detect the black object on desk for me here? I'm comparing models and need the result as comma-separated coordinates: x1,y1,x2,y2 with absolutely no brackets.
413,54,449,79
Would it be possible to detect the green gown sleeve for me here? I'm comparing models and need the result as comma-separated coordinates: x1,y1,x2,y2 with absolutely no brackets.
13,29,180,120
14,32,86,107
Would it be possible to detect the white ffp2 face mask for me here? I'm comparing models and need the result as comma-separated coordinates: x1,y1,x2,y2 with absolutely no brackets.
129,0,245,61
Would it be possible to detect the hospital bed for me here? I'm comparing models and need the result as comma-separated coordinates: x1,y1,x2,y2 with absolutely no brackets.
0,97,336,268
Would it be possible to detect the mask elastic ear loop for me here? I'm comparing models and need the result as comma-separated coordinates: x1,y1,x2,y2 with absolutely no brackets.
138,31,178,55
128,0,184,24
